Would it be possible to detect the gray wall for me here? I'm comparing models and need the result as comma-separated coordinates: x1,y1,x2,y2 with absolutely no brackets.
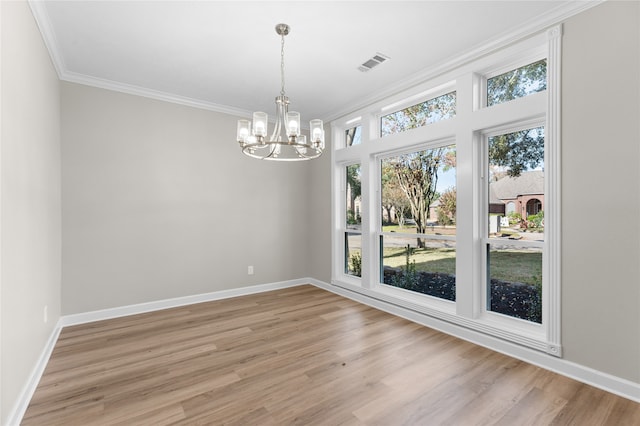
1,1,62,422
61,83,313,314
561,0,640,382
307,141,332,283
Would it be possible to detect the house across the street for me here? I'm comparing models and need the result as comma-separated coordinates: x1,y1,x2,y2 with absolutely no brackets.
489,170,544,219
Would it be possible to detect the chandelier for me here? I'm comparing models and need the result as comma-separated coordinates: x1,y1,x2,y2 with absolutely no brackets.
236,24,324,161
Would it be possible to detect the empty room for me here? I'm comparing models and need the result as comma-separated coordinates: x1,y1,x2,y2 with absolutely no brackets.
1,0,639,424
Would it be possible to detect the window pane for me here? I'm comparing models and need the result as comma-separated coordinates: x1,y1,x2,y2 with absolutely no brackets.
346,164,362,229
381,145,456,236
345,126,362,146
487,246,542,323
381,236,455,301
488,127,544,241
381,92,456,137
345,232,362,277
487,59,547,107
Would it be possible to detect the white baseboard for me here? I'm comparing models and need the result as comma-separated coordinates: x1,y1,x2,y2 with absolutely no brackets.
9,277,639,426
5,322,62,426
59,278,308,327
307,278,640,404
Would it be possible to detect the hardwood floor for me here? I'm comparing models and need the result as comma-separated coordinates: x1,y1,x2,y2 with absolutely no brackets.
23,285,640,425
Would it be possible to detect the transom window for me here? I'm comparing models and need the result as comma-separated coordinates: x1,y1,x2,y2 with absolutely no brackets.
487,59,547,107
381,92,456,137
345,125,362,147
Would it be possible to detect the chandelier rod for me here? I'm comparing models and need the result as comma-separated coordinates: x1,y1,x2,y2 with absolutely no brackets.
280,27,286,97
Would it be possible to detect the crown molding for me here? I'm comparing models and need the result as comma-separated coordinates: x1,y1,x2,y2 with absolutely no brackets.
28,0,65,77
27,0,254,118
61,71,254,118
29,0,604,122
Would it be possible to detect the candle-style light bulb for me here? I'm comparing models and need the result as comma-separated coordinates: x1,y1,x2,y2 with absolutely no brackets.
253,112,268,137
237,119,251,144
310,119,324,144
287,111,301,137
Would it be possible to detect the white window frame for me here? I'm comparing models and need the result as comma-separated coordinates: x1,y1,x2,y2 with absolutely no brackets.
477,121,546,339
374,141,458,314
335,161,364,287
330,26,561,356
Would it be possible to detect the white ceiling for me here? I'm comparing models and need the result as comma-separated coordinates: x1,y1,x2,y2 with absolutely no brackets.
31,1,598,122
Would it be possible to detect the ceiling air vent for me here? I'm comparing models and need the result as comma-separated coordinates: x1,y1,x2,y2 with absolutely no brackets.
358,53,389,72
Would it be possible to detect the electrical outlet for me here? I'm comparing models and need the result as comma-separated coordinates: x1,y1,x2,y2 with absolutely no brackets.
248,266,254,275
44,305,48,324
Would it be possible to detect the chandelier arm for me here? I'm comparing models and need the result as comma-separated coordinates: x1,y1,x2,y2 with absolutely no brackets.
270,95,288,142
263,148,273,159
267,144,278,159
271,115,282,142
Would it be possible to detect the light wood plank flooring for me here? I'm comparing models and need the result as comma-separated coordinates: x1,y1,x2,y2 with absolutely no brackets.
23,285,640,425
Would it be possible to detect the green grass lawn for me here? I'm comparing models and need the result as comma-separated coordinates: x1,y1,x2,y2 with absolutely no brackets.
382,246,541,286
383,247,456,275
488,249,542,286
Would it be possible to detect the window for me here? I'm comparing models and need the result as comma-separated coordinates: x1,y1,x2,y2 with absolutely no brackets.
345,125,362,147
485,126,544,323
331,27,560,355
380,145,456,301
487,59,547,107
381,92,456,137
345,164,362,277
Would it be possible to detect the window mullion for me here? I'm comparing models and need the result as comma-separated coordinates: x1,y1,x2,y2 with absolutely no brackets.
454,73,476,319
360,157,373,289
544,25,562,356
